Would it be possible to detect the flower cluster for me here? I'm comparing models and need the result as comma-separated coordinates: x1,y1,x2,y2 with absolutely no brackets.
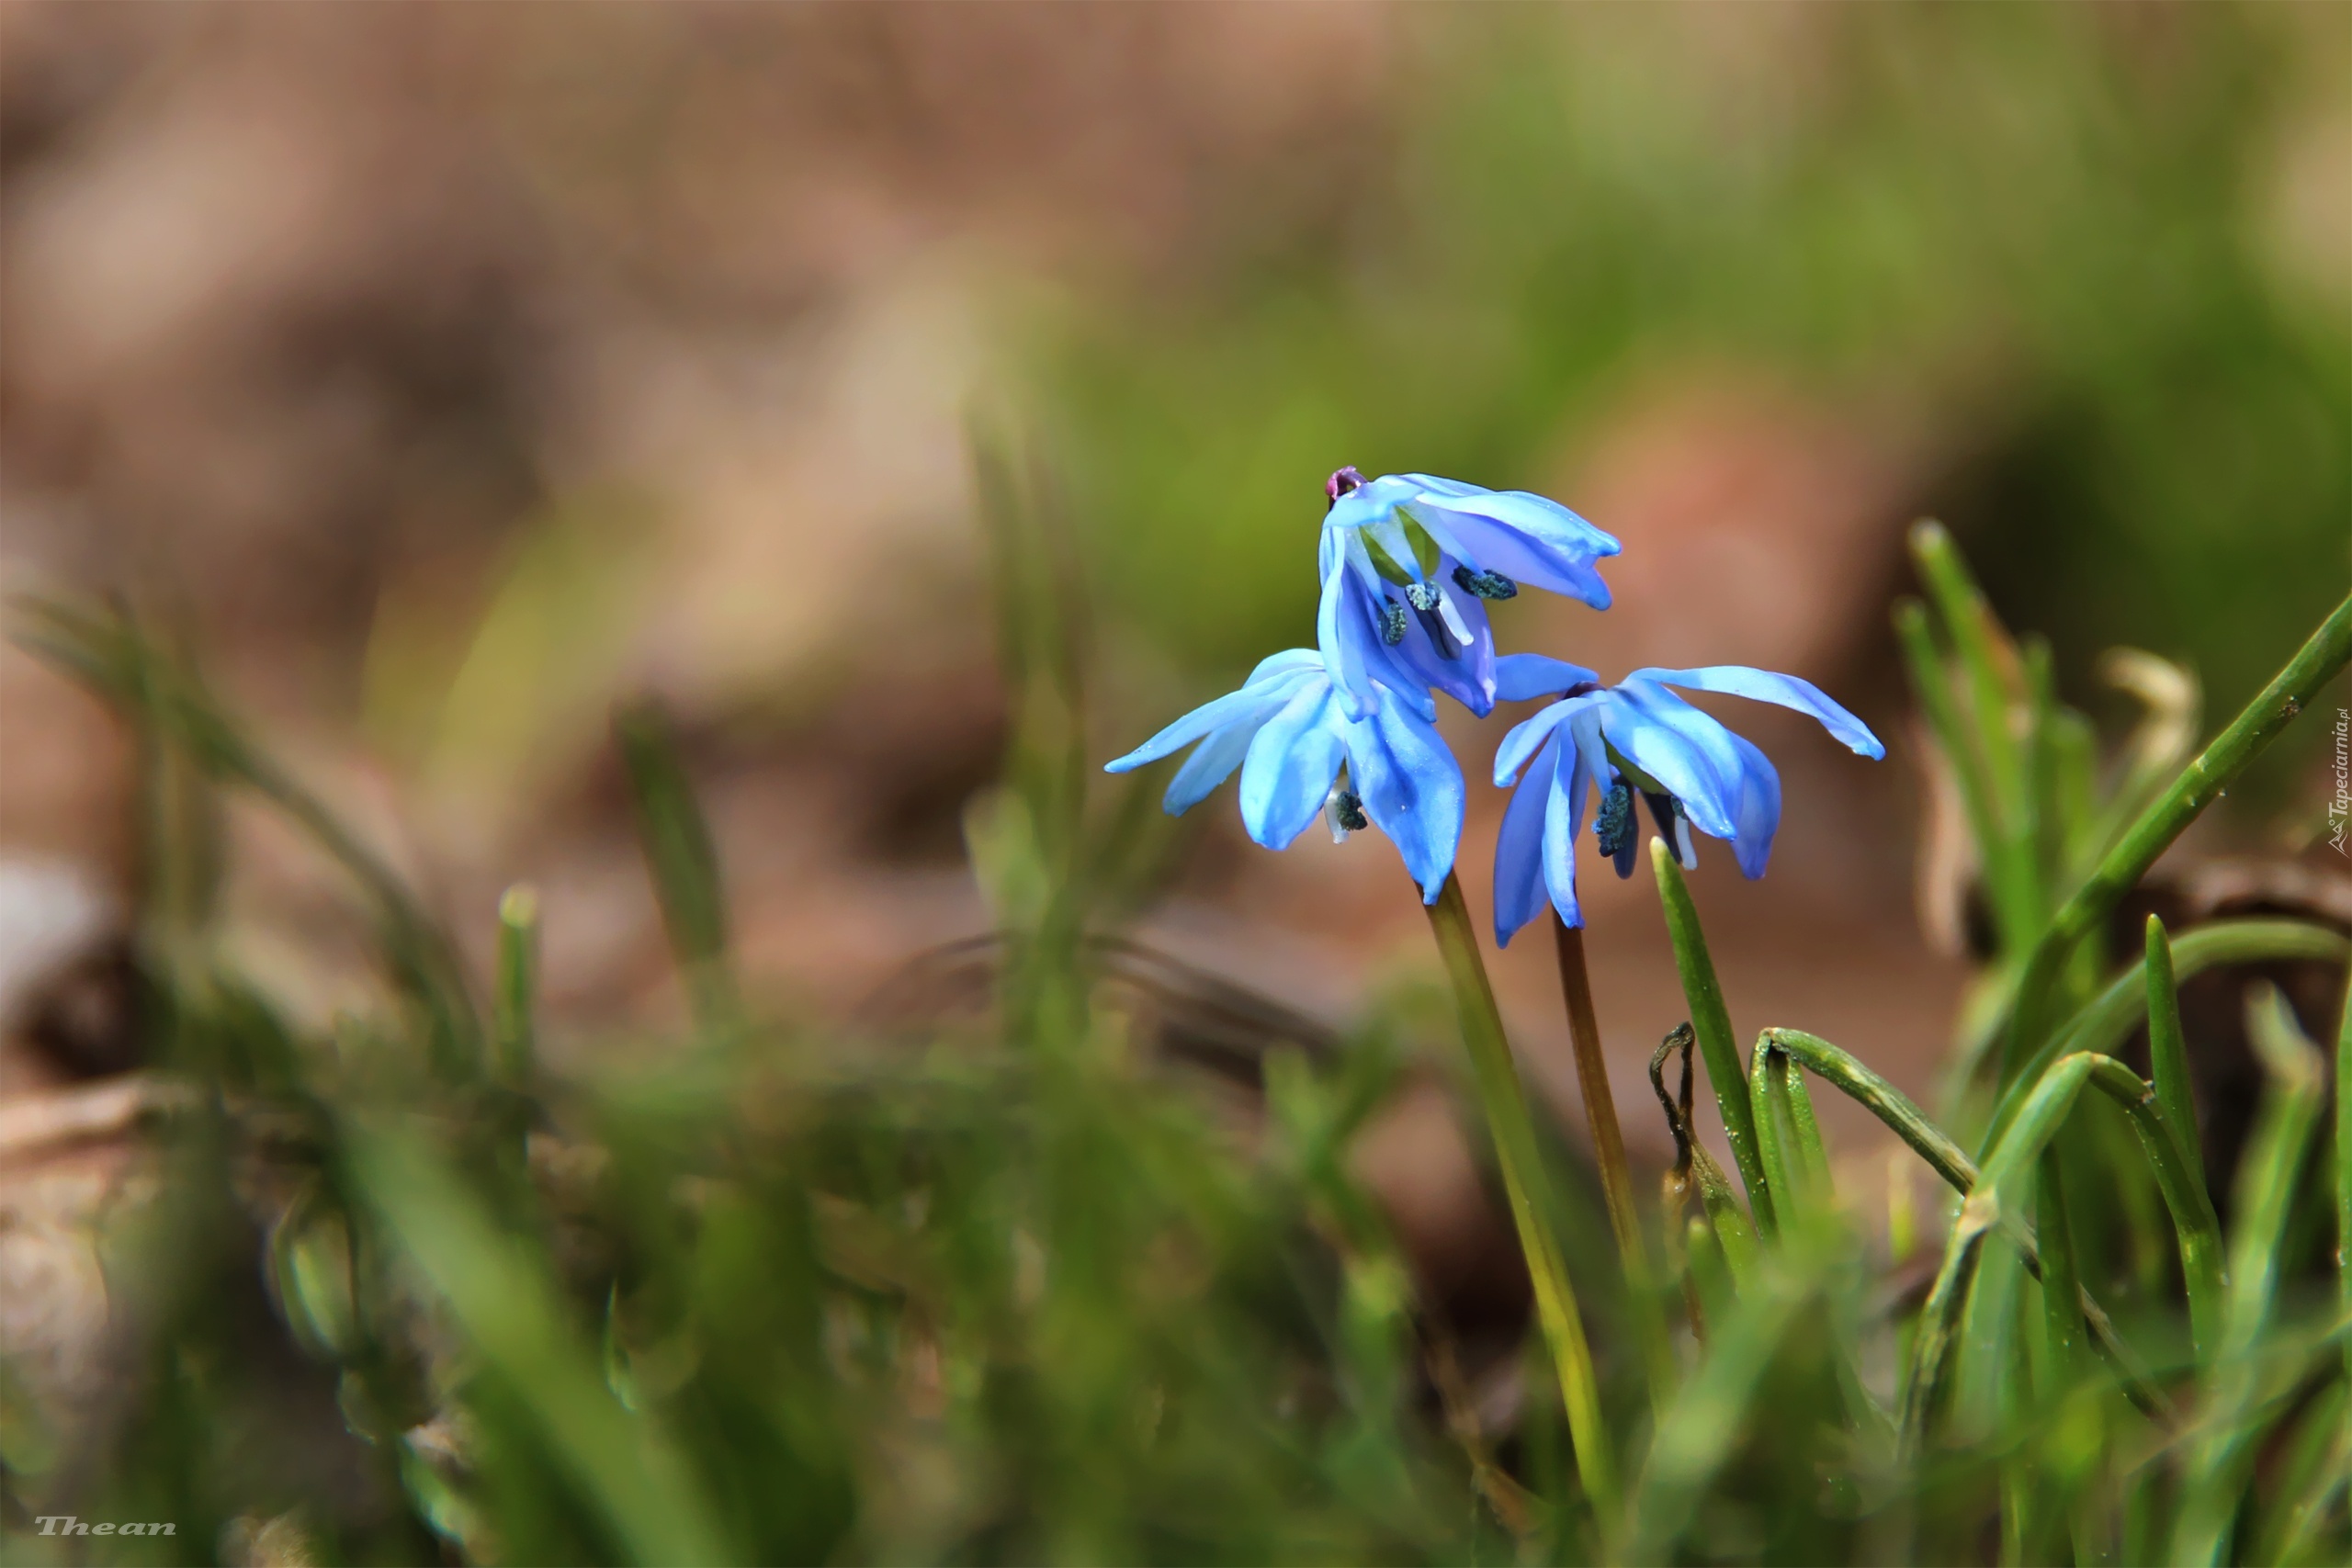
1105,468,1883,941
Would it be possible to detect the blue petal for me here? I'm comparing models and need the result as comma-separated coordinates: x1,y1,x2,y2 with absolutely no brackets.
1492,734,1556,945
1238,683,1347,850
1543,739,1594,930
1495,653,1601,705
1404,503,1616,608
1351,694,1465,903
1592,684,1743,840
1161,718,1259,815
1104,664,1316,774
1726,731,1782,878
1493,696,1582,786
1633,666,1884,759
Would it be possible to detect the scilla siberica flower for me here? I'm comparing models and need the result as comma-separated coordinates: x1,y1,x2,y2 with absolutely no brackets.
1318,468,1620,723
1487,655,1884,942
1104,649,1464,902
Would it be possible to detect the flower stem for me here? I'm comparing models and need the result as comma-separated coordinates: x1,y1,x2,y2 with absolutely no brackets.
1553,919,1645,1273
1423,875,1620,1530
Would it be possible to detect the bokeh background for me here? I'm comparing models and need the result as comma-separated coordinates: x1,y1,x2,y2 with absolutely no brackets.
3,1,2346,1191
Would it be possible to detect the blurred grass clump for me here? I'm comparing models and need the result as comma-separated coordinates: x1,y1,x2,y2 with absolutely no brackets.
6,454,2349,1564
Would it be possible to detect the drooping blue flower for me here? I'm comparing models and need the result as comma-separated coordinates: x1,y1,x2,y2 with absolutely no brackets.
1104,649,1464,902
1488,655,1884,943
1317,468,1620,724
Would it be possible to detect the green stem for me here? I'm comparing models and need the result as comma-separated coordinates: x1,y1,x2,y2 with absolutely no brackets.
2337,947,2352,1462
1649,840,1774,1233
2142,916,2206,1197
2078,1056,2227,1367
493,886,539,1089
2002,593,2352,1087
1424,876,1619,1529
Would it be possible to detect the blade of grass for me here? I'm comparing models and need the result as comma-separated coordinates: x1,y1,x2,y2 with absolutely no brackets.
2077,1055,2228,1366
1627,1246,1820,1562
345,1116,735,1566
614,699,740,1035
2142,916,2206,1198
2173,985,2329,1564
1984,917,2347,1157
1650,840,1773,1233
2002,592,2352,1088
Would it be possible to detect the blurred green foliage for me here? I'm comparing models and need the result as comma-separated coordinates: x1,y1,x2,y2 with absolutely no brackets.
1040,6,2346,794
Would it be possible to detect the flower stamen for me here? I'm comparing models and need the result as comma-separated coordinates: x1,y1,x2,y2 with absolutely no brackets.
1452,565,1519,601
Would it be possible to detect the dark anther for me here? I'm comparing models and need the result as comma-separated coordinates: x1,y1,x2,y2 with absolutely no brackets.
1378,600,1408,645
1333,789,1369,831
1643,791,1680,840
1325,466,1366,505
1451,565,1518,601
1595,781,1634,865
1404,580,1442,612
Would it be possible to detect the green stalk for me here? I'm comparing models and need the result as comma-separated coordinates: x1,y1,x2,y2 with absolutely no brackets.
1904,1053,2098,1454
2078,1056,2228,1366
2142,916,2205,1196
2002,592,2352,1087
493,885,539,1089
1749,1046,1806,1225
1894,597,2038,954
1650,840,1773,1232
2337,946,2352,1462
2033,1148,2085,1382
1984,917,2347,1157
1424,875,1618,1529
2174,985,2329,1565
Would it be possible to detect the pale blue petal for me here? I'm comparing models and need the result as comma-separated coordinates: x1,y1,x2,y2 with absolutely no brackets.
1105,671,1311,773
1634,666,1884,759
1352,694,1465,903
1492,735,1557,945
1406,504,1616,607
1495,653,1601,704
1726,731,1782,878
1494,698,1579,786
1543,739,1593,930
1238,684,1346,850
1160,718,1259,815
1317,552,1384,722
1245,648,1328,686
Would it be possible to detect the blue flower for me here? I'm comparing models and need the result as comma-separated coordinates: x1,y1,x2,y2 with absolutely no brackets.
1487,656,1885,942
1318,468,1620,724
1104,649,1464,902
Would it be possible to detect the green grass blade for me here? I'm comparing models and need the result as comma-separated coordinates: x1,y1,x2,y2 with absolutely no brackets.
1628,1250,1818,1561
1984,917,2348,1156
1651,840,1773,1233
2173,985,2329,1564
2079,1055,2228,1365
1894,593,2039,953
2034,1148,2086,1383
1761,1030,1976,1194
2003,592,2352,1088
1904,1052,2096,1453
2142,915,2206,1198
345,1117,736,1566
493,886,539,1089
614,699,740,1033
